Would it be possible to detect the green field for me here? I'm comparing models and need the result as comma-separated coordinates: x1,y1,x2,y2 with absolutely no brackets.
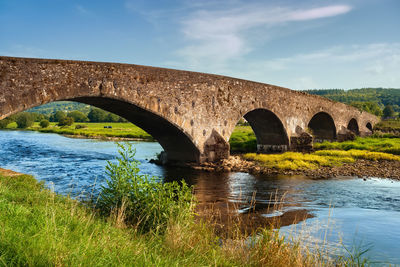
7,122,154,140
229,125,257,153
374,119,400,131
314,137,400,155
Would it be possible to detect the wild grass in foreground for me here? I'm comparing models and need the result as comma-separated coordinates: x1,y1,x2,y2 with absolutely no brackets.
244,149,400,170
314,137,400,155
0,143,368,266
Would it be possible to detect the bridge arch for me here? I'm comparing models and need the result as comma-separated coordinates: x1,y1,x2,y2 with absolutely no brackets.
366,122,373,132
308,112,336,141
241,108,289,153
8,96,201,163
347,118,360,135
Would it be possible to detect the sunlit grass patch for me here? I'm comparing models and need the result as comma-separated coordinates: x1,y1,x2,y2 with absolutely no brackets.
314,137,400,155
229,126,257,153
243,152,355,170
315,149,400,161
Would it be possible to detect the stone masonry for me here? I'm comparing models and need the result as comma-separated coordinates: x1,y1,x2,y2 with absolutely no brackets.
0,56,379,163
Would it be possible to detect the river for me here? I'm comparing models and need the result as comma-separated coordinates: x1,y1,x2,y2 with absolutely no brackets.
0,130,399,265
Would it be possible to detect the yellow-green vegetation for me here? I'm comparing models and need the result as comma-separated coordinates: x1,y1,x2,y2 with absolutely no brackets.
0,149,363,266
244,152,355,170
229,125,257,153
7,122,153,140
314,137,400,155
374,119,400,131
244,149,400,170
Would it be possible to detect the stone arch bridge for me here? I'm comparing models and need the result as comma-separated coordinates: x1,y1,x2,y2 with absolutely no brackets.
0,57,379,163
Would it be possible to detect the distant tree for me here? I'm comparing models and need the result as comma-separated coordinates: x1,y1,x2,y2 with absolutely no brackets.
16,113,34,128
39,119,50,128
105,113,120,122
383,105,395,118
350,102,383,116
58,116,74,126
50,111,67,122
0,118,11,129
87,108,108,122
29,112,48,122
118,116,128,122
67,111,89,122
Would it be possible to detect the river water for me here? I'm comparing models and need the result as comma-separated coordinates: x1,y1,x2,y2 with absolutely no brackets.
0,130,399,265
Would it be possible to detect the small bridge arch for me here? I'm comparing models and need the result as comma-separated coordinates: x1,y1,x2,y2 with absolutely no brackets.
308,112,337,141
347,118,360,135
366,122,373,132
243,108,289,153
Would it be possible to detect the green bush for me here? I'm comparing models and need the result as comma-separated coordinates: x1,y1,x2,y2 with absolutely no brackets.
67,110,89,122
97,143,193,233
39,119,50,128
75,124,87,129
58,116,74,126
0,118,11,129
16,113,34,128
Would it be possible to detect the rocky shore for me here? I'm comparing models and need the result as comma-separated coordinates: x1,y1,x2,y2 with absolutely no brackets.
189,155,400,180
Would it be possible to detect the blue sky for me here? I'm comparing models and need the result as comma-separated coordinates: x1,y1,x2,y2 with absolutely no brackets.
1,0,399,90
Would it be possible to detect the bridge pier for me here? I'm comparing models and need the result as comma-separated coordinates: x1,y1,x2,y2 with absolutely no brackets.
257,144,288,153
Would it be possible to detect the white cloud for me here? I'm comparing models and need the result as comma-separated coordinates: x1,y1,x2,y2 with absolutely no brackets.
235,43,400,89
175,3,352,69
75,5,90,15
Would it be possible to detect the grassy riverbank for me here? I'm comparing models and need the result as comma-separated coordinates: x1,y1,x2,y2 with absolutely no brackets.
244,149,400,170
0,170,365,266
6,122,154,140
314,137,400,155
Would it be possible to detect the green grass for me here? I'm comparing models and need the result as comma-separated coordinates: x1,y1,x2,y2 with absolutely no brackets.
244,149,400,170
314,137,400,155
5,122,256,150
229,125,257,153
1,172,360,266
374,119,400,131
7,122,154,140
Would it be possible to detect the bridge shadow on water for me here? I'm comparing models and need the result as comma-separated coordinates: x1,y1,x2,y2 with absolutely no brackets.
163,167,313,234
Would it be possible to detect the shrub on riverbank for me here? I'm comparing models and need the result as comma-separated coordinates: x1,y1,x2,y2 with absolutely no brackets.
97,143,192,233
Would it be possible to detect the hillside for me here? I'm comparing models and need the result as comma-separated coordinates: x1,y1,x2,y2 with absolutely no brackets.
27,101,91,115
304,88,400,107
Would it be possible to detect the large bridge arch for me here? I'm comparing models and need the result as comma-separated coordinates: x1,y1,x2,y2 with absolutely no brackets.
3,96,201,163
308,112,337,141
242,108,289,153
70,97,200,162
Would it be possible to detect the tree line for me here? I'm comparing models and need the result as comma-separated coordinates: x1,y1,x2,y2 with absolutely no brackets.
304,88,400,118
0,108,128,129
